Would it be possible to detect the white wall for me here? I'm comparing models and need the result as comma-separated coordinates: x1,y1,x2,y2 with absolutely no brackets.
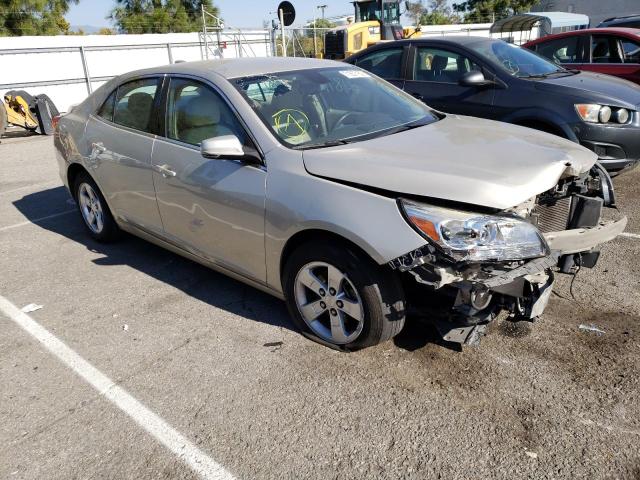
0,30,271,112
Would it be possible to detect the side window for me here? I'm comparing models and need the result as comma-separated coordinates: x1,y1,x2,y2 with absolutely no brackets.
620,37,640,63
355,48,404,79
97,90,116,121
166,78,247,147
537,36,581,64
113,78,160,133
414,47,481,83
591,36,623,63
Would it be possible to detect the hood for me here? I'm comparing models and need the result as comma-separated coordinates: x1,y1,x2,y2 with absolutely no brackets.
534,71,640,108
302,115,597,210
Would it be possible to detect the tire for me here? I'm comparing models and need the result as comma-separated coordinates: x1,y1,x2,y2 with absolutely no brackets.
0,101,7,138
74,172,120,242
283,240,406,351
34,94,59,135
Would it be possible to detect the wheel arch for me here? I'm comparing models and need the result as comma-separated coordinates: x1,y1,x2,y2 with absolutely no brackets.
512,118,569,138
279,228,385,290
67,163,90,199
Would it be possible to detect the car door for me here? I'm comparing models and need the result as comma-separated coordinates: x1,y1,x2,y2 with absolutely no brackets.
403,44,496,117
580,34,640,84
616,35,640,85
151,76,267,282
84,77,164,234
352,46,407,89
531,34,587,70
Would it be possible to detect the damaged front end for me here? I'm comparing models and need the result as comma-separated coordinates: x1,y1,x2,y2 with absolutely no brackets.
391,163,627,346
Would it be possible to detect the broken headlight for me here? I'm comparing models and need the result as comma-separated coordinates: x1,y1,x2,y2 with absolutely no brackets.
400,200,548,262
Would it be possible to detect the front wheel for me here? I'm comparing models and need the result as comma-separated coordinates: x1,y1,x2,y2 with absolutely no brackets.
283,241,406,351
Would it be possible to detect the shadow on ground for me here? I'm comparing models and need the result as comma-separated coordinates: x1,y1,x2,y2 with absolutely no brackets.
13,186,294,332
13,186,461,351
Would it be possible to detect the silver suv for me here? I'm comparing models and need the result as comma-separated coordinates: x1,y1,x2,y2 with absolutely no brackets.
54,58,626,349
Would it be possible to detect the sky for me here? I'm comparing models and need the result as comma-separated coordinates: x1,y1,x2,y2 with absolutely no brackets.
65,0,371,29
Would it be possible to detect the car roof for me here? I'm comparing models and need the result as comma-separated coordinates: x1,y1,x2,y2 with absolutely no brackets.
524,27,640,45
403,35,495,46
120,57,346,81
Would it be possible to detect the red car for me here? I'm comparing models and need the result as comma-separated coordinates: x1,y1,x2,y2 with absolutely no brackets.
524,28,640,86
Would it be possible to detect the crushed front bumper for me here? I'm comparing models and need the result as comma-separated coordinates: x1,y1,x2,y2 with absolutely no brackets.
544,217,627,254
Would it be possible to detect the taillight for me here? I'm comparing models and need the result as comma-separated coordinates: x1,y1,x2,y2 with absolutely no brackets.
52,114,61,131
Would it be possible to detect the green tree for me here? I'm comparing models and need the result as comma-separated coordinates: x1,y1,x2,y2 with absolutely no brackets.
453,0,538,23
110,0,220,34
307,18,335,30
420,0,459,25
0,0,79,36
405,0,424,25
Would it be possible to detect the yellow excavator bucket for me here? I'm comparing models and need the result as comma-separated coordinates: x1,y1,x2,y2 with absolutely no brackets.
1,91,59,137
4,94,39,130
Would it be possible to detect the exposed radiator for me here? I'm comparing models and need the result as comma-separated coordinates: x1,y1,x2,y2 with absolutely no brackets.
534,197,572,233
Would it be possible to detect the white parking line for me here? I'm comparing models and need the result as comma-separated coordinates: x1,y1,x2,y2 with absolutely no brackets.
0,295,236,480
0,209,76,232
620,232,640,240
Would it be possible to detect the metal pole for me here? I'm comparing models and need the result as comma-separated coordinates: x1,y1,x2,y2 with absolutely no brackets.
167,43,173,63
202,4,209,59
79,46,92,94
279,8,286,57
313,9,318,58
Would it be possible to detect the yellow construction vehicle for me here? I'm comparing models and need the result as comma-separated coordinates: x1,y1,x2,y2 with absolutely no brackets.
0,90,59,138
323,0,419,59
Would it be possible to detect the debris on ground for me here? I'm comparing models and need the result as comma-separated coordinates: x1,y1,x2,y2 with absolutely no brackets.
578,324,606,335
122,324,129,331
20,303,43,313
525,450,538,459
263,341,283,351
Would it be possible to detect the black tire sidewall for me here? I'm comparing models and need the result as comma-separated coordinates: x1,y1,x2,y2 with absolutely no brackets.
74,172,119,242
283,241,405,351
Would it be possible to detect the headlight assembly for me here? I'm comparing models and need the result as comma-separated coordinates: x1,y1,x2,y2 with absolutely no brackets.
400,200,548,262
575,104,632,124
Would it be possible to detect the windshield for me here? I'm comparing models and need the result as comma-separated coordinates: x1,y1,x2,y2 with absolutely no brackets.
467,40,568,78
233,67,438,149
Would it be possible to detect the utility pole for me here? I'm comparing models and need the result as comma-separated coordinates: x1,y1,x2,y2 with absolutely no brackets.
318,4,328,19
313,7,318,58
279,8,286,57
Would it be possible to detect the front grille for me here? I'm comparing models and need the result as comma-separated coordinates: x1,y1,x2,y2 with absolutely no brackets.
324,30,344,59
534,197,572,233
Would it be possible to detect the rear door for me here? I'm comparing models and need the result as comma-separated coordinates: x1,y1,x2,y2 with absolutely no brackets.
151,76,267,282
581,34,640,84
84,77,164,234
403,44,496,117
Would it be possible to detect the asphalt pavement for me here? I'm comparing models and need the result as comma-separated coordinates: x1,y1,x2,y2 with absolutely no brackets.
1,130,639,479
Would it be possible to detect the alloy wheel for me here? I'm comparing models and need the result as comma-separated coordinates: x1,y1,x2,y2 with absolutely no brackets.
294,261,364,345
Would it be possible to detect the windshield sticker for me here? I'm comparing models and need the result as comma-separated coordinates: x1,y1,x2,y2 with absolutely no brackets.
272,109,310,140
339,70,370,79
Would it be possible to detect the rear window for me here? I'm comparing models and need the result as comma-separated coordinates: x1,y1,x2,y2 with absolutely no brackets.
97,91,116,121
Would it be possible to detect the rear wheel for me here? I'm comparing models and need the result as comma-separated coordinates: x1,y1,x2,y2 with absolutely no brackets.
283,241,406,351
74,172,120,242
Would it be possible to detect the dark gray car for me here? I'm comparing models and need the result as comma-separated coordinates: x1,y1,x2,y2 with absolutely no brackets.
346,36,640,174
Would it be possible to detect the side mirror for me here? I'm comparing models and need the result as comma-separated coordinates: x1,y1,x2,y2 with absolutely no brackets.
201,135,245,158
459,70,494,87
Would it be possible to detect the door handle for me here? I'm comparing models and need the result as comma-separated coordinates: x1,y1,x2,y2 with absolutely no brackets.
91,142,106,154
155,164,177,178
